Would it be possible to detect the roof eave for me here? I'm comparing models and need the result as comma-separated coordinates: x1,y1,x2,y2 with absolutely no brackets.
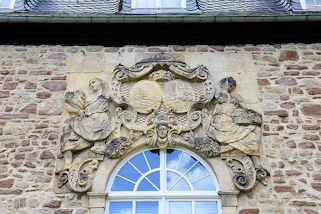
0,14,320,23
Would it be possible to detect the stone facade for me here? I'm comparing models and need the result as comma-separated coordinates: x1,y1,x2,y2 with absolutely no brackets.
0,44,320,214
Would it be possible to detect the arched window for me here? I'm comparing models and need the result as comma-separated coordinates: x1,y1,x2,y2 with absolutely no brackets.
106,148,221,214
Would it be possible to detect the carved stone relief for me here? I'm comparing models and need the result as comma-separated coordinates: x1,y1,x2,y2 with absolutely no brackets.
56,53,269,194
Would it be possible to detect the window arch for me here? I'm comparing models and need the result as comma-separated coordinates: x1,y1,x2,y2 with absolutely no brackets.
106,148,221,214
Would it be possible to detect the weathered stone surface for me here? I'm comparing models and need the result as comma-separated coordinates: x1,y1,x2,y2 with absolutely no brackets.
275,77,297,86
286,170,302,176
0,91,9,98
312,64,321,69
311,183,321,191
299,142,316,149
257,79,270,86
279,50,299,61
274,186,295,193
24,81,37,89
48,53,67,60
286,65,308,70
43,200,62,208
36,92,52,99
20,104,37,114
304,209,318,214
0,178,14,188
239,209,259,214
3,82,18,90
54,209,73,214
302,124,320,130
291,201,317,206
0,189,22,195
42,81,67,91
264,110,288,117
307,88,321,95
301,104,321,117
40,151,55,160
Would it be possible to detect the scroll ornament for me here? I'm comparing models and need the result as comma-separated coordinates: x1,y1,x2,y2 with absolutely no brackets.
57,53,269,193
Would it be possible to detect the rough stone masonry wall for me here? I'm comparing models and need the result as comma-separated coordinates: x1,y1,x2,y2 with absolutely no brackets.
0,44,320,214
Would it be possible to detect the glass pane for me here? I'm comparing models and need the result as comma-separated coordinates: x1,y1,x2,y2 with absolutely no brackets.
145,150,160,169
169,202,192,214
136,201,158,214
161,0,182,8
177,153,197,174
186,162,209,183
195,202,218,214
110,202,132,214
167,171,180,190
0,0,12,8
118,163,141,182
171,177,190,191
306,0,315,6
193,176,216,191
137,178,157,191
130,153,149,174
111,177,135,191
316,0,321,4
146,171,160,190
167,149,182,170
167,171,190,191
135,0,157,8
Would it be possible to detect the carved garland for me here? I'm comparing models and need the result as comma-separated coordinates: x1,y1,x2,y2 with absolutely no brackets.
57,53,269,194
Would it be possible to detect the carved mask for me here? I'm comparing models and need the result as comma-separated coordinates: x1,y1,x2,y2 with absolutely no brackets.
156,124,169,139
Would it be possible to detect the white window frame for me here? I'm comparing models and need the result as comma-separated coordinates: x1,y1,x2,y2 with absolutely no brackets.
131,0,186,10
105,148,222,214
300,0,321,9
0,0,16,9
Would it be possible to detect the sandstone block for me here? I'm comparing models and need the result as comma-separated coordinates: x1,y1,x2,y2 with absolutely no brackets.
54,209,73,214
42,81,66,92
274,186,295,193
279,50,299,61
286,65,308,70
43,200,62,209
290,201,317,206
312,64,321,69
311,183,321,191
275,77,297,86
48,53,67,60
301,104,321,117
0,91,9,98
40,151,55,160
264,110,288,117
20,104,37,114
239,209,259,214
307,88,321,95
0,178,14,188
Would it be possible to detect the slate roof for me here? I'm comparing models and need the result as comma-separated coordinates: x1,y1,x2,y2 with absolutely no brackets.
1,0,321,17
0,0,294,16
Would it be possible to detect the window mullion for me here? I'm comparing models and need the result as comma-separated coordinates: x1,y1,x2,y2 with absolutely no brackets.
160,149,166,193
133,201,136,214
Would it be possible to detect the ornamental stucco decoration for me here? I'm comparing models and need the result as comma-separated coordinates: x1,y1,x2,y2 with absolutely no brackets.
56,53,269,194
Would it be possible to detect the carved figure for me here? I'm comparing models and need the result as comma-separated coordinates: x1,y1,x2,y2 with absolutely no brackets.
208,77,269,190
62,78,114,170
209,77,262,157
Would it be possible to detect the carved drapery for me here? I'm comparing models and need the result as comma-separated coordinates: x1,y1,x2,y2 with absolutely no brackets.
56,53,269,195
